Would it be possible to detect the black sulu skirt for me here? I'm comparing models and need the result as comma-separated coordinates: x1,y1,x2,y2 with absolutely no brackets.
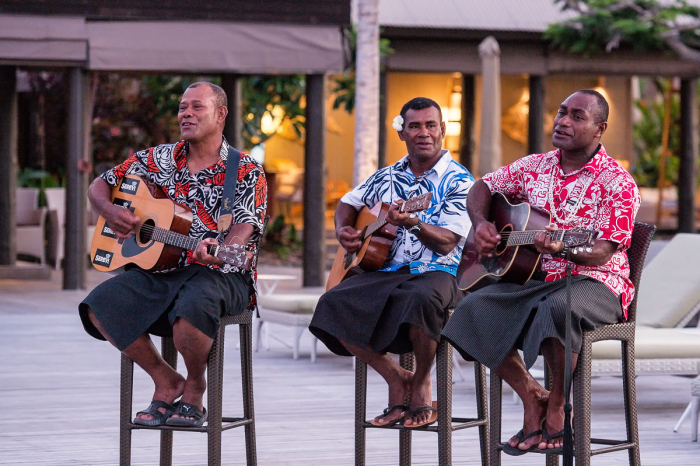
79,264,253,351
309,267,465,356
441,276,623,371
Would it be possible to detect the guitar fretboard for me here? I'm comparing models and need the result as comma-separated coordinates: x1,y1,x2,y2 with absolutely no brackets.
505,230,565,246
150,226,199,251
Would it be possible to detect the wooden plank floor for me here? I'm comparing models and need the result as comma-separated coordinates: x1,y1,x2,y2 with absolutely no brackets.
1,268,699,465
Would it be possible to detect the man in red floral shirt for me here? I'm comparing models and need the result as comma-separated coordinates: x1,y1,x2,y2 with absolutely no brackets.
442,90,640,455
79,82,266,428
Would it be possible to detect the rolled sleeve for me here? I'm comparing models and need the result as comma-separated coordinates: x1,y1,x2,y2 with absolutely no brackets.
100,149,150,186
339,170,381,209
482,157,528,200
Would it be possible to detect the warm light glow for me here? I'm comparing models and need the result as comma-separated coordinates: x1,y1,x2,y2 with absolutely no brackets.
260,105,284,135
447,121,461,137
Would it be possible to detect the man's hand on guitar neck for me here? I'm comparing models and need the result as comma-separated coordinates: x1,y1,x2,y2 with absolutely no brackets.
193,237,224,266
534,225,565,256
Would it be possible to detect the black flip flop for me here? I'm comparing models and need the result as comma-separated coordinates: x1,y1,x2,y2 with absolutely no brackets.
369,404,408,426
165,402,208,427
501,428,543,456
403,401,438,428
133,400,177,426
539,420,565,454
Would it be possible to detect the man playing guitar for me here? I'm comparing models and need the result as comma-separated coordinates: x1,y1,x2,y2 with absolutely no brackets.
310,97,474,428
79,82,266,428
442,90,641,455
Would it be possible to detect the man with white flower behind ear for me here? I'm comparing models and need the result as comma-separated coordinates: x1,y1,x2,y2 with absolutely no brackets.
309,97,474,428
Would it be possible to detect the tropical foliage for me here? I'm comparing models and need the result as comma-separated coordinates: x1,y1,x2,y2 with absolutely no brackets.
545,0,700,59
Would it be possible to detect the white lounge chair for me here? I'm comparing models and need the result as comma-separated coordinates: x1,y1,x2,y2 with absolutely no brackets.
15,187,47,264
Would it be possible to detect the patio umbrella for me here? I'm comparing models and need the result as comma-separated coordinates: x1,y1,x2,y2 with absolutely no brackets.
478,36,502,177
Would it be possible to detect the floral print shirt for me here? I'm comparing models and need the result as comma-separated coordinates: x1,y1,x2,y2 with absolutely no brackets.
482,144,640,317
101,138,267,283
341,150,475,276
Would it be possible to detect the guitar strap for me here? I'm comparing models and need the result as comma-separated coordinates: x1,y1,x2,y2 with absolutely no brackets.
217,144,241,233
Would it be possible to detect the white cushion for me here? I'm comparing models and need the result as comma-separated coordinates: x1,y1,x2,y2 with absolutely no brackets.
257,293,321,314
636,234,700,328
592,327,700,359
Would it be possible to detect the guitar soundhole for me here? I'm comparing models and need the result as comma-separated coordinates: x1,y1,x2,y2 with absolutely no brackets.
138,218,156,244
495,225,513,255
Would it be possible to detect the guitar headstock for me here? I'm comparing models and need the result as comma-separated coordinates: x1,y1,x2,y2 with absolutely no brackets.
402,192,433,213
563,229,597,247
207,243,253,270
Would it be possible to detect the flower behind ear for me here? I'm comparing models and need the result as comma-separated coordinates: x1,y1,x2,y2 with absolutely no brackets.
392,115,404,131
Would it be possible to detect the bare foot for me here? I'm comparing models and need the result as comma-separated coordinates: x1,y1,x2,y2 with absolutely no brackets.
403,375,433,427
169,375,207,421
508,388,549,452
136,373,185,422
538,404,567,451
373,369,413,425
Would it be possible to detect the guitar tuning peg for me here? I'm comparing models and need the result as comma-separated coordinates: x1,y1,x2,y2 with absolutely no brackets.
586,247,593,253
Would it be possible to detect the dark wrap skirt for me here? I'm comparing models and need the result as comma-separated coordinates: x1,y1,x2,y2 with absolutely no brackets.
309,267,464,356
441,276,623,371
79,264,253,351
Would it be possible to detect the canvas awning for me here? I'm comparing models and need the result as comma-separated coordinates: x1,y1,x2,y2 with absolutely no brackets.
0,15,88,64
0,14,344,73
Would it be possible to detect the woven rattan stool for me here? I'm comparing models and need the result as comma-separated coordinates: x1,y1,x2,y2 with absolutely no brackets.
119,311,257,466
354,309,489,466
489,221,655,466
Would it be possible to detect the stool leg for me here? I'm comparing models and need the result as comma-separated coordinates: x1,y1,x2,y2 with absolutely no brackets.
572,341,591,466
489,370,502,466
436,341,452,466
399,353,414,466
621,339,641,466
691,397,699,442
355,357,368,466
119,354,134,466
474,362,489,466
240,322,258,466
208,325,225,466
160,338,177,466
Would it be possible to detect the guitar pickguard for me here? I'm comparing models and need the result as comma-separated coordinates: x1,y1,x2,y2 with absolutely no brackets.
120,234,155,258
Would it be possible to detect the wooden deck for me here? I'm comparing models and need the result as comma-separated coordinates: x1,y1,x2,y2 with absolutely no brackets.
1,268,699,465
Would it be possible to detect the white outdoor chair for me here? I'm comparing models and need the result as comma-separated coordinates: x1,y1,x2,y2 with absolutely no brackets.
45,187,97,269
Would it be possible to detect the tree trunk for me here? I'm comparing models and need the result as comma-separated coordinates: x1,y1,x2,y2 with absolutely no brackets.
353,0,380,185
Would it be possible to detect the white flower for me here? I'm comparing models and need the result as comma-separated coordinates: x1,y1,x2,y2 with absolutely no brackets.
392,115,404,131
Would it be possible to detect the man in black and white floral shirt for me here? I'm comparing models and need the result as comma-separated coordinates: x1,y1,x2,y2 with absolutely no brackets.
79,82,266,428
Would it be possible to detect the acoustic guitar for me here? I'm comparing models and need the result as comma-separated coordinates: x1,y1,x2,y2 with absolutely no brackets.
90,175,251,273
456,192,596,291
325,193,432,291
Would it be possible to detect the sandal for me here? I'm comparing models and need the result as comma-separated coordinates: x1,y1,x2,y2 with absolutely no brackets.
539,420,565,454
369,404,407,426
403,401,438,428
501,427,543,456
165,402,208,427
133,400,178,426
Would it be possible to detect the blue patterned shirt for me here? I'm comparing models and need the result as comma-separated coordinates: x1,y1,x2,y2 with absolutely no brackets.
341,150,474,276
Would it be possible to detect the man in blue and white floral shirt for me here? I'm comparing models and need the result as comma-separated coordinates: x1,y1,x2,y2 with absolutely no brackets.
310,97,474,428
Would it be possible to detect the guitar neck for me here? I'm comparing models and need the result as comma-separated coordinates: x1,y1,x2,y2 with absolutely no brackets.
505,230,565,246
151,226,200,251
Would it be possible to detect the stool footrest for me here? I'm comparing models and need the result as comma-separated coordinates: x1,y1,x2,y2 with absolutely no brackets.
362,417,487,433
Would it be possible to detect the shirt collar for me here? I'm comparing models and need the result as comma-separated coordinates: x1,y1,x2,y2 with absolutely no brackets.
394,150,453,177
551,143,608,177
182,136,229,172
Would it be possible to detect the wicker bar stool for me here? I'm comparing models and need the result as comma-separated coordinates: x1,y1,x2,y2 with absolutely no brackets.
489,221,655,466
355,309,489,466
119,310,257,466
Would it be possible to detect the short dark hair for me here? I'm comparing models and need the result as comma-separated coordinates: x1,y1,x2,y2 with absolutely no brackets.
399,97,442,124
575,89,609,124
187,81,228,109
